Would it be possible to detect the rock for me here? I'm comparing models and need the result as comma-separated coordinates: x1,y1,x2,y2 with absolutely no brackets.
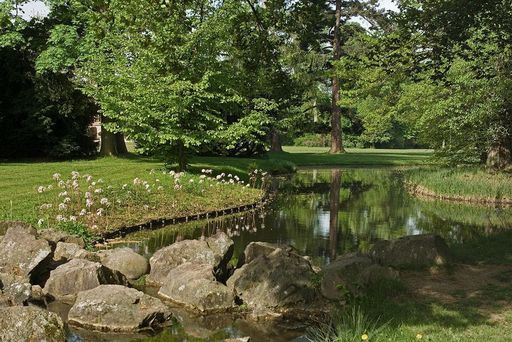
369,234,451,268
225,338,251,342
99,247,149,280
148,232,233,286
0,224,52,278
0,273,31,305
68,285,171,332
31,285,45,302
227,248,319,315
242,242,294,265
321,253,398,300
206,232,234,279
0,221,32,236
158,263,235,313
0,306,66,341
2,281,32,305
53,242,91,261
0,294,9,308
38,228,85,248
43,259,127,301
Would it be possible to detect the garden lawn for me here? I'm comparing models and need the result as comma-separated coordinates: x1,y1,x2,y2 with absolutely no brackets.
272,147,432,167
0,155,264,234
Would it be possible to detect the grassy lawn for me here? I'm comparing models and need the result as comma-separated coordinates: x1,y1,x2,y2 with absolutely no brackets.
405,167,512,203
273,147,432,167
0,155,266,235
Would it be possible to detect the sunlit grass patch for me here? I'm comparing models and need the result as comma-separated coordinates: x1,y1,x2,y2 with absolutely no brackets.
0,157,265,234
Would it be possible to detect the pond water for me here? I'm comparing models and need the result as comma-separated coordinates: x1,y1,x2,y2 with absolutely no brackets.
68,168,512,342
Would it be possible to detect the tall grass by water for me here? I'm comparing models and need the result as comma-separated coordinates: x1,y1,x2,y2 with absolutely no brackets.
405,167,512,203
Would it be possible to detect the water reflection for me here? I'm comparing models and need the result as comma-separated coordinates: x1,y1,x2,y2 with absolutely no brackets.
122,168,512,268
96,167,512,342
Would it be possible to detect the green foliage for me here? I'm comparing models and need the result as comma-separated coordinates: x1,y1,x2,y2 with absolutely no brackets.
0,3,96,159
54,221,96,248
307,306,389,342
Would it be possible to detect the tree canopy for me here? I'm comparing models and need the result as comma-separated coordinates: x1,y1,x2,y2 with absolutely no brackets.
1,0,510,168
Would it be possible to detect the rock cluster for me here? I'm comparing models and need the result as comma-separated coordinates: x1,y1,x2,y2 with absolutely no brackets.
0,221,169,338
0,219,454,340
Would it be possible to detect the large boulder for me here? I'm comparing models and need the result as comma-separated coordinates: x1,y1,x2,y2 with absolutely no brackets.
242,242,296,265
68,285,171,332
369,234,451,268
43,259,127,301
148,232,233,285
0,224,52,279
99,247,149,280
0,277,32,305
0,221,32,235
158,262,235,313
53,242,92,262
321,253,398,300
0,306,66,341
227,248,319,315
38,228,85,248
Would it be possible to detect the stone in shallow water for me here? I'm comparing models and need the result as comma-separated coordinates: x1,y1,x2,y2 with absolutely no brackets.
68,285,171,332
99,247,149,280
148,232,233,286
227,247,320,315
369,234,452,268
158,262,235,313
43,258,127,301
0,224,52,278
0,306,66,342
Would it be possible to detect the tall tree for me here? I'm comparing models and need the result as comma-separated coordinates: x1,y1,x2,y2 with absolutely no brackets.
329,0,345,153
37,0,128,156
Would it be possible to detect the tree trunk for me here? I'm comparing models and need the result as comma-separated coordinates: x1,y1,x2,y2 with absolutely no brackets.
486,143,511,170
176,141,187,172
329,0,346,154
115,133,128,154
329,169,341,260
99,115,118,156
270,128,283,152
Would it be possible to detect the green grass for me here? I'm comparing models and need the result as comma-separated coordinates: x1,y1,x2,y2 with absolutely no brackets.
272,147,432,167
0,154,266,233
405,167,512,202
308,275,512,342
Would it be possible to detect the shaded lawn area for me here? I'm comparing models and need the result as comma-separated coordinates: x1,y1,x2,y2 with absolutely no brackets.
334,230,512,342
272,147,432,167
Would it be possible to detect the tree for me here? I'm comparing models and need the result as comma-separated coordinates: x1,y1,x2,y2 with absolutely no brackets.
329,0,345,153
0,0,96,159
37,0,128,156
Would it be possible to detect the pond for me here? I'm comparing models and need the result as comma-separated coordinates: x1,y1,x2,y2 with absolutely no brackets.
67,167,512,342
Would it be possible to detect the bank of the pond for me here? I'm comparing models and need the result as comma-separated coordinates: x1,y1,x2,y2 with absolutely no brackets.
0,156,269,235
405,168,512,205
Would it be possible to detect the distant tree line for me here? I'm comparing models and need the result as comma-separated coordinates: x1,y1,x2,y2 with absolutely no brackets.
1,0,510,168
